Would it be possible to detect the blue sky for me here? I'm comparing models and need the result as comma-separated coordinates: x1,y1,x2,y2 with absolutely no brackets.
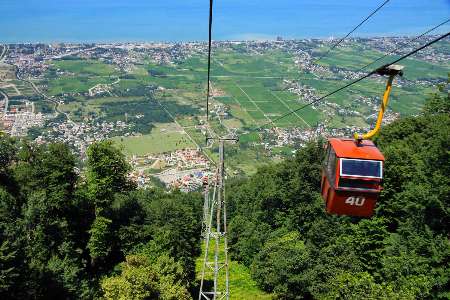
0,0,449,42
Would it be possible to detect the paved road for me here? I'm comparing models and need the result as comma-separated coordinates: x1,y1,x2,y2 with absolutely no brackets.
0,89,7,135
27,79,75,124
0,45,10,115
0,89,8,114
0,45,7,62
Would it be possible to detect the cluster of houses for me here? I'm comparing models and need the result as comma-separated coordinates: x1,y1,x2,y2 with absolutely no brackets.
0,99,45,136
129,149,211,191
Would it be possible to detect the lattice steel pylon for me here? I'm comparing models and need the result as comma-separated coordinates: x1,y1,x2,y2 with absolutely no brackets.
201,182,210,238
199,139,230,300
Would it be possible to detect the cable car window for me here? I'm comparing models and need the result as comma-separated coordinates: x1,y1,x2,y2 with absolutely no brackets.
340,159,382,178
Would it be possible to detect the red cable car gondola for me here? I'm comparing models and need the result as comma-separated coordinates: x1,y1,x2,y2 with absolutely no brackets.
321,138,384,217
321,65,404,217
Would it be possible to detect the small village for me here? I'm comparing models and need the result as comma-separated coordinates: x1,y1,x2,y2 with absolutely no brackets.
128,149,212,192
0,98,46,136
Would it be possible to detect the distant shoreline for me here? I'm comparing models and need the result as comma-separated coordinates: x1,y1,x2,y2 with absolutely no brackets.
0,34,445,45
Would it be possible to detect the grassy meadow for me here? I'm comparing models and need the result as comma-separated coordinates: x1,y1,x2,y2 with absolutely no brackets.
196,242,273,300
111,123,195,156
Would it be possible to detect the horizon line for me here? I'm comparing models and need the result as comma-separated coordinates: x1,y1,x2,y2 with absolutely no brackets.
1,33,447,45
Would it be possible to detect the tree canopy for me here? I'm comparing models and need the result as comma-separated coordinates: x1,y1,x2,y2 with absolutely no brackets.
227,88,450,299
0,87,448,299
0,140,202,299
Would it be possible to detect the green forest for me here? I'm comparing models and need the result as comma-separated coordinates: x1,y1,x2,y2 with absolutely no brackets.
0,89,449,299
227,89,450,299
0,140,202,299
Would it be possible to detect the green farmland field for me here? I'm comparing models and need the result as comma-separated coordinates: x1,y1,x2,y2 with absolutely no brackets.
47,76,116,95
111,124,195,156
52,59,119,76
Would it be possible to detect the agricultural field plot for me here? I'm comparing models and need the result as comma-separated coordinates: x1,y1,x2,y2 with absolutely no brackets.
228,104,256,127
212,49,299,78
184,127,207,148
114,78,146,90
60,94,199,135
142,51,311,130
0,64,32,97
51,59,119,76
172,51,294,78
223,118,244,129
208,119,229,137
394,57,450,81
0,63,16,81
47,75,118,96
315,43,450,80
214,79,312,128
310,44,449,115
298,76,434,116
44,53,307,132
148,49,405,131
316,44,384,70
61,96,152,121
11,80,36,96
111,123,195,156
347,54,450,81
139,47,442,132
379,81,431,115
45,59,121,96
228,145,273,175
0,85,19,96
271,91,323,125
176,116,200,127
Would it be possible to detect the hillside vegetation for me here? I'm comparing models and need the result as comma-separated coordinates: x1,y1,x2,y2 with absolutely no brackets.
0,140,202,299
226,89,450,299
0,88,449,299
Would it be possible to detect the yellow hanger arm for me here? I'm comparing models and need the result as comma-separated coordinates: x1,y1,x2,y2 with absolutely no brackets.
354,74,395,140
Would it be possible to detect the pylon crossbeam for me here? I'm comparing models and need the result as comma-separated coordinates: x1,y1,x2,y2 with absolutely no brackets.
200,292,212,300
218,294,229,300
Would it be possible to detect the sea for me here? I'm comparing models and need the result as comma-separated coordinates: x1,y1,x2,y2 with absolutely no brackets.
0,0,449,43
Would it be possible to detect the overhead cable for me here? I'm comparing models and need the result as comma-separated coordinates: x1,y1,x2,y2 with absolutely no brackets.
357,18,450,72
314,0,391,64
206,0,214,122
255,31,450,131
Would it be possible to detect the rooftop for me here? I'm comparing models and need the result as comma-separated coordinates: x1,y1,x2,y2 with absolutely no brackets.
329,138,385,161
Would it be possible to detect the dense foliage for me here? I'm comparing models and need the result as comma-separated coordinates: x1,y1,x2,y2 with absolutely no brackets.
0,140,202,299
227,90,450,299
0,87,448,299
